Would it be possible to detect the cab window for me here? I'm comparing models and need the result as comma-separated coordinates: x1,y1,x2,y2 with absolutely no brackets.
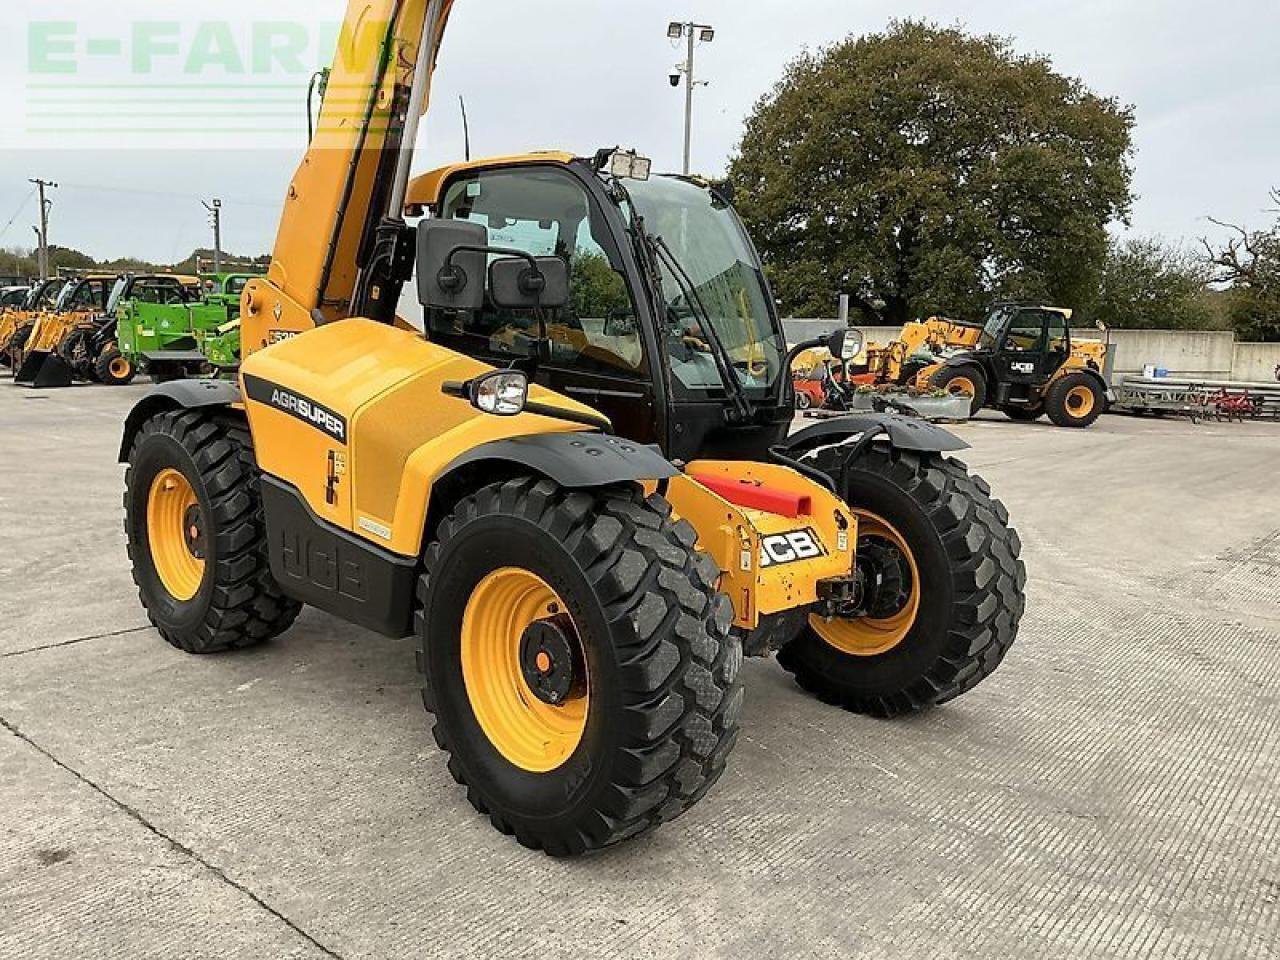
1002,312,1046,353
427,167,645,379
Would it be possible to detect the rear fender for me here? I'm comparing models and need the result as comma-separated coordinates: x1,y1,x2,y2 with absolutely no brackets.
118,379,241,461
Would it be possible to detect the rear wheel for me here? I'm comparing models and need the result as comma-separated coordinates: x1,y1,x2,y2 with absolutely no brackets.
124,409,300,653
929,365,987,416
781,444,1026,717
1045,373,1104,428
95,346,136,386
418,477,742,856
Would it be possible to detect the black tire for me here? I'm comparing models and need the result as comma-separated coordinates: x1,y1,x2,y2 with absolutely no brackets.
1044,372,1104,428
929,364,988,416
95,346,136,386
1002,403,1044,422
124,409,301,653
418,476,743,856
780,444,1026,717
7,322,34,364
795,390,812,411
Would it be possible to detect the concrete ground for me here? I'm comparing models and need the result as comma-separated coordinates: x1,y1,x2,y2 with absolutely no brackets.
1,381,1277,960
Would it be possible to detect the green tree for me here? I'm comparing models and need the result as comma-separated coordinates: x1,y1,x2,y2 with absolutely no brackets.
1089,237,1218,330
728,20,1135,323
1204,191,1280,342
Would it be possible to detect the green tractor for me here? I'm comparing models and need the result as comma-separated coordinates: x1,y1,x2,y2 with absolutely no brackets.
107,274,245,382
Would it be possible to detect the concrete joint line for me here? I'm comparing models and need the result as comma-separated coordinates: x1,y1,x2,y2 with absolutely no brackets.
0,714,345,960
0,626,153,659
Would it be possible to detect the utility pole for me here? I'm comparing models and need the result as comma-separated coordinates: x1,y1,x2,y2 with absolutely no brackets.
202,199,223,274
29,178,57,280
666,22,715,175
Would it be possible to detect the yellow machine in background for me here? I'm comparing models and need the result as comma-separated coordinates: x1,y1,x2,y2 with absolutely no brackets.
0,278,65,371
856,304,1113,427
119,0,1025,855
12,275,116,388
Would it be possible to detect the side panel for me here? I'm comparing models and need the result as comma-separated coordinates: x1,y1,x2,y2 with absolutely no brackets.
260,476,417,638
239,319,606,558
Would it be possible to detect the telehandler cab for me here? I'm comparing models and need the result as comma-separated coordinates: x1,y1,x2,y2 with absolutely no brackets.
120,0,1025,855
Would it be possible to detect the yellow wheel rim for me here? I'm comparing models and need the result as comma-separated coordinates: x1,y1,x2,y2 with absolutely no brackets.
809,511,920,657
945,376,976,398
109,357,130,378
146,468,206,602
461,568,589,773
1066,385,1095,418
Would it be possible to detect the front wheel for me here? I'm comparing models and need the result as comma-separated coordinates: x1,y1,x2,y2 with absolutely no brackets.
781,444,1026,717
124,409,300,653
1045,373,1104,428
95,345,136,386
418,477,742,856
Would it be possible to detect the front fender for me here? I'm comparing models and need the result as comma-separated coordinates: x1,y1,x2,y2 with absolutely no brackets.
782,412,969,455
438,432,680,490
118,379,241,462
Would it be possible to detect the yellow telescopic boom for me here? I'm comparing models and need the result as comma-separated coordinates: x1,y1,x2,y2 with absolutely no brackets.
241,0,455,356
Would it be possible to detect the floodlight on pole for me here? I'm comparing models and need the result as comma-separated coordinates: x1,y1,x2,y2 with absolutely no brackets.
666,21,715,175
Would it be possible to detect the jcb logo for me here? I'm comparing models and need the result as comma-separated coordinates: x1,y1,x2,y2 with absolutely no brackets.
760,529,824,568
1011,361,1035,374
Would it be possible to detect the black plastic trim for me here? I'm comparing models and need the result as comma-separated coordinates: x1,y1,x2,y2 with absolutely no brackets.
261,476,418,639
440,432,680,489
782,413,969,454
118,379,242,462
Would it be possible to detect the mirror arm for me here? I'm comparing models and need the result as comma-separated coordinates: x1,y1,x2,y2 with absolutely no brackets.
441,244,546,296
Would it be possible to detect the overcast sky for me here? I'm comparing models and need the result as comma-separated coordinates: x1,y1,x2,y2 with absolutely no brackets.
1,0,1277,266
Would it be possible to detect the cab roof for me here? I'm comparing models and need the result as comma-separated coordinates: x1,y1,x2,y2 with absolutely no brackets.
405,151,577,213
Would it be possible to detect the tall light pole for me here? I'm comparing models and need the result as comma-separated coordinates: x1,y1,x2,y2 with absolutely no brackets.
667,21,715,175
29,178,57,280
202,199,223,274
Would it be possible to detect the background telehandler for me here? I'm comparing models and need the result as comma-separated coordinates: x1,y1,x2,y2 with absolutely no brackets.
120,0,1025,855
855,304,1114,427
0,278,65,372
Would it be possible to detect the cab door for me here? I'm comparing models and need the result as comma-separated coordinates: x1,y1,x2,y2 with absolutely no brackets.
423,165,660,444
994,309,1055,386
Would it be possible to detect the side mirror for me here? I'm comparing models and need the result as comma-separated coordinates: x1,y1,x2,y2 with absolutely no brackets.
444,369,530,417
488,256,570,310
417,219,487,311
825,328,863,361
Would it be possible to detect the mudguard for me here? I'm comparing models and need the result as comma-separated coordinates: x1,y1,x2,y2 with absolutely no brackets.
782,412,969,454
438,432,681,490
118,379,241,461
942,351,984,368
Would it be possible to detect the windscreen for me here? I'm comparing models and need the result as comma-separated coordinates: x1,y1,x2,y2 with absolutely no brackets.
624,176,784,395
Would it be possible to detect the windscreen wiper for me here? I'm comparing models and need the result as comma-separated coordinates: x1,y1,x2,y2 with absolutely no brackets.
650,236,753,423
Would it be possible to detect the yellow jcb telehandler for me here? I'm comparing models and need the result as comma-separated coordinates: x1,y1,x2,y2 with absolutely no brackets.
0,278,65,373
120,0,1025,855
858,305,1113,428
13,274,117,388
